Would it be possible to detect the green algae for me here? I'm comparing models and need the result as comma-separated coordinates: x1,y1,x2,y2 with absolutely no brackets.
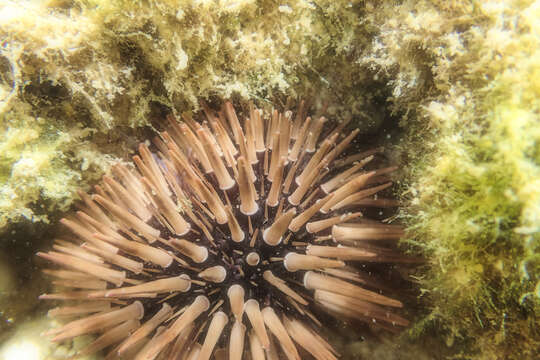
0,0,374,233
365,1,540,358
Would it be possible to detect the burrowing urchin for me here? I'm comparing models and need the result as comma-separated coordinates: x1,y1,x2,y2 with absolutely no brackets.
38,100,412,359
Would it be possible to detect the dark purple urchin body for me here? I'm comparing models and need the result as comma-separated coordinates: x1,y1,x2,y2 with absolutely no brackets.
38,100,411,360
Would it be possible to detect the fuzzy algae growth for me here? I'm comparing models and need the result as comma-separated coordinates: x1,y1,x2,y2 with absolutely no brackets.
370,1,540,358
0,0,377,233
0,0,539,359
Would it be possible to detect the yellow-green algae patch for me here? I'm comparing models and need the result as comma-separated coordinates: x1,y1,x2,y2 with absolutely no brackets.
366,1,540,358
0,103,116,228
0,0,378,233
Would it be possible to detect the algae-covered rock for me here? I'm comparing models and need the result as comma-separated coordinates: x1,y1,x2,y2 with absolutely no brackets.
359,1,540,358
0,0,377,234
0,316,99,360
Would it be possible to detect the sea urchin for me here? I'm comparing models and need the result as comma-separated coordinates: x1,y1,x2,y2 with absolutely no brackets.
38,100,411,360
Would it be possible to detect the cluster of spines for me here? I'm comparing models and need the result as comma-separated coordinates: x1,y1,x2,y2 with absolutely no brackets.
38,100,411,360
